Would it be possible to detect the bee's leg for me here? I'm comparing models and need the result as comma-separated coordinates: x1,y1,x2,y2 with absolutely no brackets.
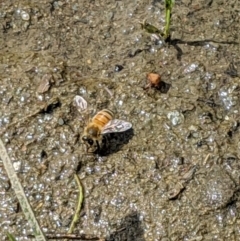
95,140,101,153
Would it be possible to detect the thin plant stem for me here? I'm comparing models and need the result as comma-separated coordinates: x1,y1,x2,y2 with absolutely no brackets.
67,174,84,234
164,0,175,39
6,233,17,241
0,138,47,241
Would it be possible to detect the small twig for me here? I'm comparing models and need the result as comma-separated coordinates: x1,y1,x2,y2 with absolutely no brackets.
0,138,46,241
203,153,211,166
104,87,113,98
46,233,104,240
68,174,84,234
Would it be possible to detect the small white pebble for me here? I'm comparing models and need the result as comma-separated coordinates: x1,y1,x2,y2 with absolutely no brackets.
21,11,30,21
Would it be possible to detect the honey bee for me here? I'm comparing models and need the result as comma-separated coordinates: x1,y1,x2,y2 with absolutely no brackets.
73,95,132,153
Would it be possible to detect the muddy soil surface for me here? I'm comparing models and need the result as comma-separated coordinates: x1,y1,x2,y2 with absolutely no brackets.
0,0,240,240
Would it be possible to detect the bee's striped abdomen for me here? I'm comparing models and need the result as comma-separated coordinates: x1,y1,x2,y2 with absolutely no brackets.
92,109,114,128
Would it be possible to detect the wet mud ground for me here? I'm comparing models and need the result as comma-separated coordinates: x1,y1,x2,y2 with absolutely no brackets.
0,0,240,240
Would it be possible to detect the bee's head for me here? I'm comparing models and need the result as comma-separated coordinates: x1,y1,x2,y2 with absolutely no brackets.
82,135,103,153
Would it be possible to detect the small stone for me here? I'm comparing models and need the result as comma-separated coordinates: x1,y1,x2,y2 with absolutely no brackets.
114,64,124,72
58,118,64,125
21,11,30,21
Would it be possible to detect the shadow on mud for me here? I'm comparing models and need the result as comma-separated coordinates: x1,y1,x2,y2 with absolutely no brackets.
169,38,239,61
45,211,145,240
106,211,145,241
98,128,134,156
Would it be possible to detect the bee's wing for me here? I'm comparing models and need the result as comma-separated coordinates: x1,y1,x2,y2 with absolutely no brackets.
73,95,88,112
102,119,132,134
